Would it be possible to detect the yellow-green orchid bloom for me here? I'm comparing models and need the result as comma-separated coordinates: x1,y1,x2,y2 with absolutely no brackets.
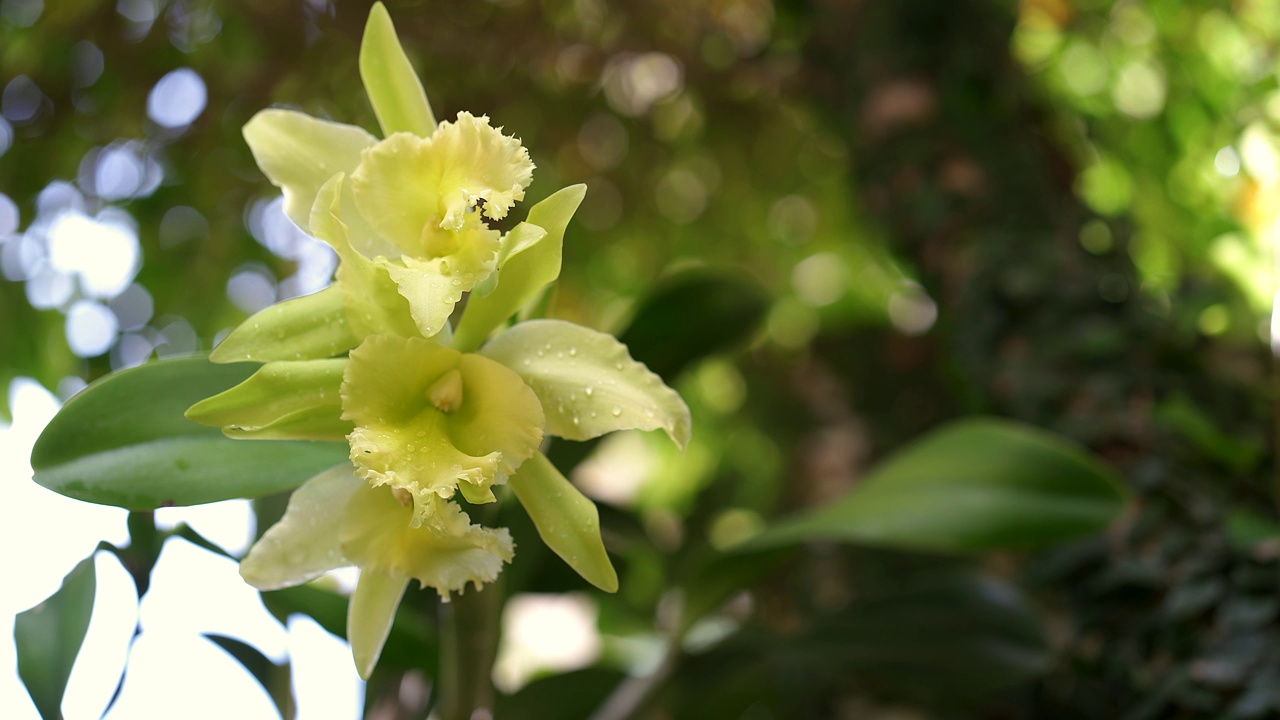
239,3,537,339
188,1,693,681
189,304,690,679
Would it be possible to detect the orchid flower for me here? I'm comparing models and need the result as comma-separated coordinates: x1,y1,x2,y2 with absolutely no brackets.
186,3,691,679
238,3,536,339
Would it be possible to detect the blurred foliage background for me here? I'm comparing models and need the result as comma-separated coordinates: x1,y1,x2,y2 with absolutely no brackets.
3,0,1280,718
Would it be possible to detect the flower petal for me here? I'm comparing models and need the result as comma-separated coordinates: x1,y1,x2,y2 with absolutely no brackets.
348,570,409,680
360,2,436,137
431,112,534,225
480,319,691,448
209,284,360,364
186,359,350,441
239,464,362,591
341,336,544,524
340,488,514,598
509,452,617,592
243,109,375,232
310,175,422,339
350,113,532,248
453,185,585,351
382,247,496,338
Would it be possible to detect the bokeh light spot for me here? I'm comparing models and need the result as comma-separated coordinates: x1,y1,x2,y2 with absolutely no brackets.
792,252,847,307
887,282,938,336
147,68,207,129
227,266,277,314
1112,60,1166,119
2,75,44,125
47,209,141,298
0,192,18,236
66,300,120,357
0,0,43,27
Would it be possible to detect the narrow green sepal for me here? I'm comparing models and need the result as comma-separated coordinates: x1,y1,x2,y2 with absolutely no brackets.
349,570,409,680
509,452,618,593
361,2,436,137
186,359,350,441
453,185,586,351
210,284,360,364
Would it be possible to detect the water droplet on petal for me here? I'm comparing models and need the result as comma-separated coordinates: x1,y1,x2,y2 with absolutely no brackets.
584,386,593,397
611,406,622,417
568,347,577,357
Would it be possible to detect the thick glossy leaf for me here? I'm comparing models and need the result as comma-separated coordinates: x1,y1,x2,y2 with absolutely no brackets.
209,285,359,364
743,418,1127,553
619,270,768,381
508,452,618,592
31,357,349,509
763,573,1050,704
185,359,349,441
15,556,96,720
479,319,690,448
453,185,586,351
360,2,435,137
242,109,375,232
205,635,290,718
349,571,409,680
494,668,626,720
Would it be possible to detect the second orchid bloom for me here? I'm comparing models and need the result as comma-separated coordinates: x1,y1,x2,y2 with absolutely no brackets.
184,3,689,679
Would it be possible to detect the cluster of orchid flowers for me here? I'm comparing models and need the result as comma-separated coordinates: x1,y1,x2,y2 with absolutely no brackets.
184,4,689,678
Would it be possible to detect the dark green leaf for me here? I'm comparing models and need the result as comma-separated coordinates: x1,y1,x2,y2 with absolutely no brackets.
31,356,349,509
619,270,768,381
495,668,626,720
743,418,1127,553
15,556,97,720
775,573,1050,703
206,634,291,718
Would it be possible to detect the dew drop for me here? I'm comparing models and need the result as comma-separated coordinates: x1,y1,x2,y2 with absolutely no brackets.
568,347,578,357
611,406,622,417
584,386,594,397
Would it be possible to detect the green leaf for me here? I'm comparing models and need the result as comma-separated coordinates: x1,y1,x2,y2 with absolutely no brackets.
360,1,435,137
508,452,618,592
242,109,375,232
185,359,350,441
619,270,768,381
15,556,96,720
453,185,586,351
209,285,359,364
480,319,690,448
31,357,349,509
764,573,1050,704
743,418,1127,554
205,635,290,718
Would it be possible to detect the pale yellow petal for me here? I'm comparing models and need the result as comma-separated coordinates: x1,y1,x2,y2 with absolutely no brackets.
340,488,514,597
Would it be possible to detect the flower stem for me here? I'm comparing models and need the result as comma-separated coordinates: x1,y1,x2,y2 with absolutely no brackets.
437,580,502,720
